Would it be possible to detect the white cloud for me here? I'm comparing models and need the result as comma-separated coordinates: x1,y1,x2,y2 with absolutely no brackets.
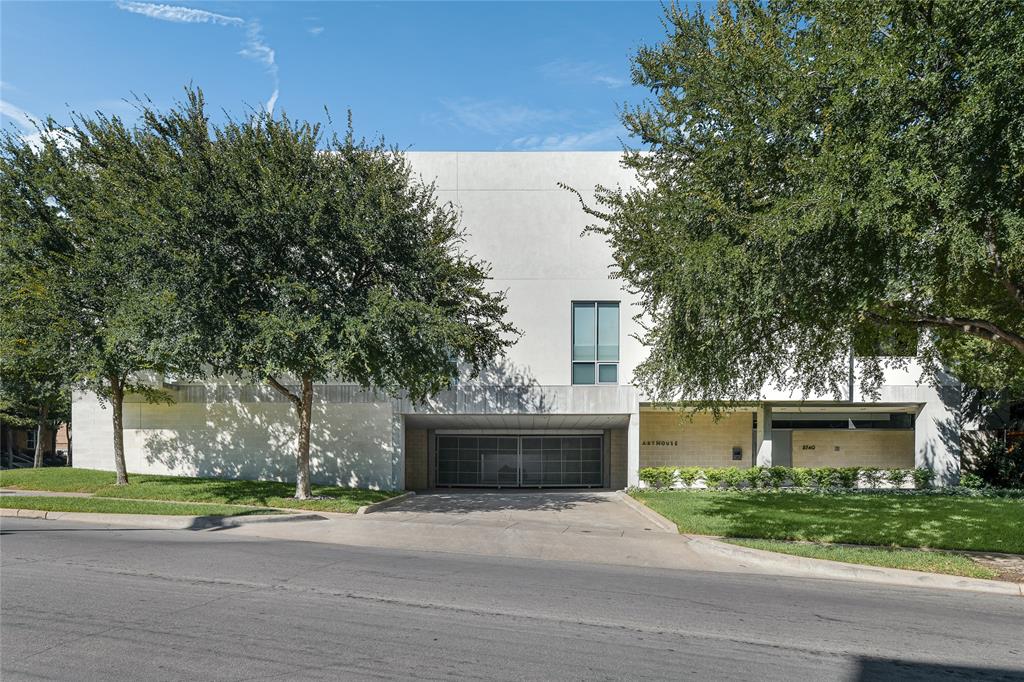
239,20,279,113
510,124,623,151
436,98,572,135
115,1,243,26
539,60,627,89
116,2,279,114
0,99,37,130
308,26,324,36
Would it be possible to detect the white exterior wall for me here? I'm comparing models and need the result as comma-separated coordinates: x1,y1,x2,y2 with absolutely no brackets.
72,389,399,489
407,152,645,388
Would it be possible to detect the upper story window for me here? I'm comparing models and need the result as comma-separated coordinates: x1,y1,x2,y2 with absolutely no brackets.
572,301,619,384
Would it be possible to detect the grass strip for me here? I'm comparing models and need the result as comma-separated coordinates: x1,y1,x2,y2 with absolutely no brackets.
725,538,999,580
1,495,278,517
0,467,398,514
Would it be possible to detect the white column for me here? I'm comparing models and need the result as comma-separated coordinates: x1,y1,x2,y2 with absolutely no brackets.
755,404,773,467
913,378,961,486
627,410,641,487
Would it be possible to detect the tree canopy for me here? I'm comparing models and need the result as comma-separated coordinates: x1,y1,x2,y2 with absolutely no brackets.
579,0,1024,407
143,94,517,497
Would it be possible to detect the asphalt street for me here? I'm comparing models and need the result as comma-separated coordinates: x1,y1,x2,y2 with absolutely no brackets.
1,518,1022,681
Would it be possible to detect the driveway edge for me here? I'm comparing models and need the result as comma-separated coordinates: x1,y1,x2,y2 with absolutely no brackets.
356,490,415,515
614,491,678,533
689,535,1024,597
0,507,327,529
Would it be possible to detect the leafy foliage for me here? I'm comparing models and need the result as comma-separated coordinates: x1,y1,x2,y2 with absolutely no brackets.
137,92,517,497
577,0,1024,406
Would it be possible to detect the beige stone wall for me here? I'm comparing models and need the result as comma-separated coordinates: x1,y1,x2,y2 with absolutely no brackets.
791,430,914,468
404,428,429,490
609,428,628,489
639,410,752,469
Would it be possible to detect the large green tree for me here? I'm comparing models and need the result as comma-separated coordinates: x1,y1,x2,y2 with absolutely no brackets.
0,113,203,483
579,0,1024,406
146,94,516,498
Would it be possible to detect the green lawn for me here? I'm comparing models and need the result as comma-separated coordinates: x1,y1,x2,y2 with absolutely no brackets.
0,496,277,517
0,467,399,514
726,539,999,580
632,490,1024,554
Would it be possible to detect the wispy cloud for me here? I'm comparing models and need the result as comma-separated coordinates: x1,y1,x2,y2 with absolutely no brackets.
510,124,623,151
0,99,37,130
308,26,324,37
115,1,242,26
436,98,572,136
115,1,280,114
539,59,627,89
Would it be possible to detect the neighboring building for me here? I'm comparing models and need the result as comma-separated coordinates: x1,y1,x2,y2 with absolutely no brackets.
71,152,961,489
0,418,68,467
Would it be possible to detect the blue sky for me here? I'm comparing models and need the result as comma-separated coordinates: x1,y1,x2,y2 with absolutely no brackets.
1,1,673,151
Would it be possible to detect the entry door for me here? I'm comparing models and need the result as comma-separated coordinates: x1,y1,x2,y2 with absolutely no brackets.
772,430,793,467
435,435,602,488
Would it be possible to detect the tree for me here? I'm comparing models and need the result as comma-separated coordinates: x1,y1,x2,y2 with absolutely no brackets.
0,112,203,484
576,0,1024,407
145,94,517,499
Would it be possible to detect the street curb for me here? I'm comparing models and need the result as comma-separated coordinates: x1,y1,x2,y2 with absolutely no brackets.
614,491,678,533
356,490,415,515
0,507,327,530
688,535,1024,597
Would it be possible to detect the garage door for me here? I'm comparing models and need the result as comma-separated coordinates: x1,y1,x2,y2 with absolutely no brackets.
436,435,603,488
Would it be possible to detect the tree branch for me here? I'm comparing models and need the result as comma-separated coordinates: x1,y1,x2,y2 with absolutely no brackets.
866,309,1024,355
266,375,302,409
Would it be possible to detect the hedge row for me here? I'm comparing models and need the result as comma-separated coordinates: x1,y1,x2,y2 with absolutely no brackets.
638,465,934,490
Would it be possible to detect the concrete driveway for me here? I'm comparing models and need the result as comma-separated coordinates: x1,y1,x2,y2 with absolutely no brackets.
373,489,666,535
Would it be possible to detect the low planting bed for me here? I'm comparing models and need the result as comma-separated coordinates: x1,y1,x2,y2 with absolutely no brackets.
0,468,400,514
639,465,939,491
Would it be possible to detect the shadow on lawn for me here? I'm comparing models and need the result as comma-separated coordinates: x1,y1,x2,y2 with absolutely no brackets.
693,492,1023,553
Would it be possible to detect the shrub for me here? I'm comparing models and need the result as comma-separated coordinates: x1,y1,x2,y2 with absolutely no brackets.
963,438,1024,489
912,467,934,489
766,466,789,489
810,467,839,488
639,467,676,489
860,467,884,488
836,467,860,489
788,468,813,487
885,468,909,488
960,472,986,489
702,468,726,488
743,466,766,489
677,467,702,487
720,467,747,489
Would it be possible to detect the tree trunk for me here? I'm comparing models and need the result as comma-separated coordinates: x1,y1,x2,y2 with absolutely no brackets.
33,404,47,468
110,375,129,485
67,423,73,467
294,375,314,500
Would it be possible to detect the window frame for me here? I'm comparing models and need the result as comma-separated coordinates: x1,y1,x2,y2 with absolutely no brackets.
571,300,620,385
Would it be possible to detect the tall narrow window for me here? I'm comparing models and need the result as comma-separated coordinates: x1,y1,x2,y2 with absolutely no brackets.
572,301,619,384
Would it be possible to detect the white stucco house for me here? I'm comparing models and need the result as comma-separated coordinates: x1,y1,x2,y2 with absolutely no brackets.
72,152,962,489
